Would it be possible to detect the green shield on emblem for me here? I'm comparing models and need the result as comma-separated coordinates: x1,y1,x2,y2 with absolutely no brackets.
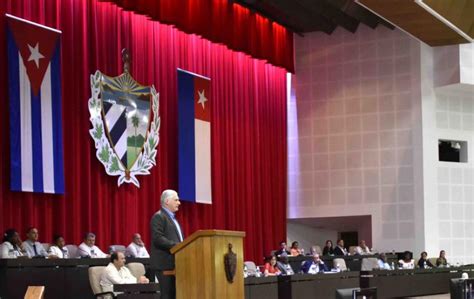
99,73,151,170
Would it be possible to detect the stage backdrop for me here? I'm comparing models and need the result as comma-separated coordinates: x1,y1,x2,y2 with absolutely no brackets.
0,0,287,262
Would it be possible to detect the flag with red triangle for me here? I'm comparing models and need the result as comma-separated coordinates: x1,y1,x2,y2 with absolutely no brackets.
6,14,64,194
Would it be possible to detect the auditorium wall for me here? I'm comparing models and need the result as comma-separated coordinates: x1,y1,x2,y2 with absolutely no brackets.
289,23,474,263
421,43,474,264
287,216,372,252
288,24,425,254
287,222,337,252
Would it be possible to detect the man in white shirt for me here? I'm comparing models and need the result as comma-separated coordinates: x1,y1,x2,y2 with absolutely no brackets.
378,253,391,270
100,251,149,293
78,232,108,258
22,227,48,258
48,235,69,258
355,240,372,255
125,233,150,258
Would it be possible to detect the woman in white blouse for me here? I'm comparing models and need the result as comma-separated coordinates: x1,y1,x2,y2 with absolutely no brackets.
0,229,24,258
48,235,69,258
398,251,415,269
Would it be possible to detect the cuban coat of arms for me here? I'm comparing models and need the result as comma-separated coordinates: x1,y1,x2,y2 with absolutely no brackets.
88,50,160,187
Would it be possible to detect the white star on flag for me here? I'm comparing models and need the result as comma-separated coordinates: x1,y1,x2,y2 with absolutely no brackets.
197,90,208,109
27,43,44,68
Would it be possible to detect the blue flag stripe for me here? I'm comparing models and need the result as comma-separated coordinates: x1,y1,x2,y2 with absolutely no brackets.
103,101,112,114
110,109,127,145
178,71,196,202
8,29,22,192
31,90,44,193
120,153,128,167
51,44,64,193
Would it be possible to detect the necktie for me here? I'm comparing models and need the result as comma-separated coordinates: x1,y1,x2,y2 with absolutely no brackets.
171,214,183,241
33,244,38,256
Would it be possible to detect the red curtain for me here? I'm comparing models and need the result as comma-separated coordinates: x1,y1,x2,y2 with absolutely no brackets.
0,0,287,262
100,0,295,73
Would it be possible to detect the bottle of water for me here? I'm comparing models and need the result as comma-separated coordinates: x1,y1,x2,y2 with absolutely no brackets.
336,263,341,272
391,262,395,270
255,267,262,277
424,261,427,269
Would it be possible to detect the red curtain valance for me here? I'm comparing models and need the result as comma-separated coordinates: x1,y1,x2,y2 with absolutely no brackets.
100,0,295,72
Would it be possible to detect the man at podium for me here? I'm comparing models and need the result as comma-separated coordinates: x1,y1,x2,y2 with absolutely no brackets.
150,189,184,299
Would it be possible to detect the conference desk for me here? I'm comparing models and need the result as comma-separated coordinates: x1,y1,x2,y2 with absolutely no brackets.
114,283,160,298
2,257,473,299
0,258,150,299
244,276,278,299
360,266,474,298
244,272,360,299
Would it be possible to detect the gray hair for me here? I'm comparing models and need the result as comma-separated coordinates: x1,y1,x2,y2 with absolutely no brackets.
161,189,178,206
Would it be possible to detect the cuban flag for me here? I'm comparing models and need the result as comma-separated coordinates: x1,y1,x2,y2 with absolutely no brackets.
177,69,212,204
6,14,64,194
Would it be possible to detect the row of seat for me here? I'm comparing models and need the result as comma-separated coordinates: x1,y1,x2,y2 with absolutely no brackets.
43,244,127,258
245,257,379,274
272,245,361,256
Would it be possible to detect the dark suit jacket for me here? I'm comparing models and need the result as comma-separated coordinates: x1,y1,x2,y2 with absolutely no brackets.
301,260,329,273
333,246,347,256
417,258,434,269
275,249,290,257
150,210,183,271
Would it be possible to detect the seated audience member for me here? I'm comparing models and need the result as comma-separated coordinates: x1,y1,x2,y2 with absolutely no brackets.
355,240,372,255
100,251,149,294
377,253,391,270
322,240,334,256
308,245,320,256
436,250,448,267
263,255,281,276
125,233,150,258
301,253,328,274
275,241,290,257
0,229,24,258
48,235,69,258
277,255,294,275
78,232,108,258
290,241,303,256
22,227,48,258
398,251,415,269
333,239,348,256
417,251,435,269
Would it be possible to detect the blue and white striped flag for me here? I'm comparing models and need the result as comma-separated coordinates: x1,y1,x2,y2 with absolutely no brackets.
6,14,64,194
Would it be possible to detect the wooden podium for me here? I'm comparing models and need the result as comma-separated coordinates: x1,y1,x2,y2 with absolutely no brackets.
170,230,246,299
